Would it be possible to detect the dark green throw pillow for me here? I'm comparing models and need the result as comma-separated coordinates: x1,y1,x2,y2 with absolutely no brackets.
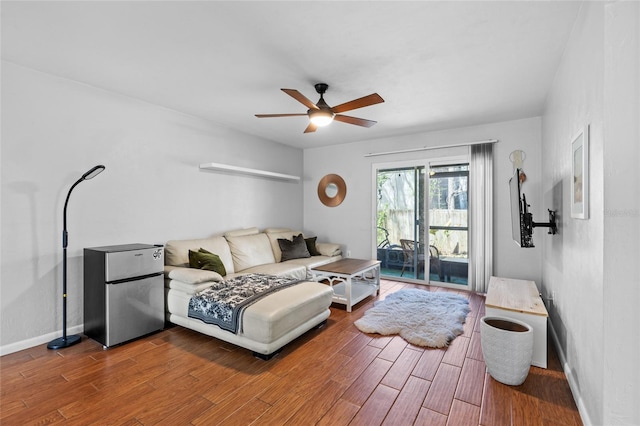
188,248,227,276
278,233,311,262
305,236,322,256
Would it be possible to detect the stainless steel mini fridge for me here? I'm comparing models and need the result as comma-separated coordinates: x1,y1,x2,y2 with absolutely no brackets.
84,244,164,347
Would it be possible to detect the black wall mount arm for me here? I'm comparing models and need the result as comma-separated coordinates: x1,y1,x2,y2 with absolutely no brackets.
532,209,558,235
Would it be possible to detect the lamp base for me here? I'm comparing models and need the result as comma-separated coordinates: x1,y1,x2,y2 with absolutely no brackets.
47,334,81,350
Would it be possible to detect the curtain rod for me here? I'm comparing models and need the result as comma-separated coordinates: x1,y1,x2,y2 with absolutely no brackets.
363,139,499,158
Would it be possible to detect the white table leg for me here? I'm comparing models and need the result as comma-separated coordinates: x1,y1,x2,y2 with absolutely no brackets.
374,265,380,295
346,275,353,312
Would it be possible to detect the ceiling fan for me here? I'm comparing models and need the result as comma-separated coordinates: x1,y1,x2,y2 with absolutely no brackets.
255,83,384,133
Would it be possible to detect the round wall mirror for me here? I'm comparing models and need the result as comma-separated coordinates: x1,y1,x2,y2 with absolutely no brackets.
318,174,347,207
325,183,339,198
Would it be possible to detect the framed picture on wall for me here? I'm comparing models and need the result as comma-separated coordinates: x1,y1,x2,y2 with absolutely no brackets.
571,125,589,219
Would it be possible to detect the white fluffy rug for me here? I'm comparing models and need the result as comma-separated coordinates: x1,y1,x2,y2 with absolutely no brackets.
354,288,470,348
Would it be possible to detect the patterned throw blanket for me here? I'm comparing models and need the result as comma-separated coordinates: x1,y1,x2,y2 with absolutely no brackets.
188,273,301,334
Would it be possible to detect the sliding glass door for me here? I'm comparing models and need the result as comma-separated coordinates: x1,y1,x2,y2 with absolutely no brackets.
375,165,426,280
375,159,469,286
428,164,469,285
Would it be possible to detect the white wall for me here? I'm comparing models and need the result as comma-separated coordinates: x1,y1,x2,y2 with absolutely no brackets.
303,117,546,283
0,62,304,352
602,2,640,424
541,2,639,424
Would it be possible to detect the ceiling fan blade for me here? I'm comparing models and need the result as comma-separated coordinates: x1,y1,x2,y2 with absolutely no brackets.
334,114,377,128
255,113,308,118
282,89,319,110
303,122,318,133
331,93,384,114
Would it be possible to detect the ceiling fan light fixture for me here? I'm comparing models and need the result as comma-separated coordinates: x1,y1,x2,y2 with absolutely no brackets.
309,109,335,127
256,83,383,133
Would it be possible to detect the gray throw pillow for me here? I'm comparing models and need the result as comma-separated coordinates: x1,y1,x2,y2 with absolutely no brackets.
278,233,311,261
305,236,322,256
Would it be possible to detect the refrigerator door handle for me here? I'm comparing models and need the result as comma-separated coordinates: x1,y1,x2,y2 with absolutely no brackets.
106,272,164,285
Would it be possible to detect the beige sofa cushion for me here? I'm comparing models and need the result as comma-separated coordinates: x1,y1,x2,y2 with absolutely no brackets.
165,279,216,295
165,265,224,284
284,255,340,270
164,237,234,274
224,227,260,238
263,227,292,233
241,281,333,343
316,242,342,257
225,233,276,272
230,263,307,280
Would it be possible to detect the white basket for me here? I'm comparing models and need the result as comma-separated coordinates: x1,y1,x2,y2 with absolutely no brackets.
480,316,534,386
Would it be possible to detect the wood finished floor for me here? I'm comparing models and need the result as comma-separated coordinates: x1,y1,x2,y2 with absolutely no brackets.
1,280,582,425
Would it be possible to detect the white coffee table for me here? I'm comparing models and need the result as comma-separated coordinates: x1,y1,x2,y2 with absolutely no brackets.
310,258,381,312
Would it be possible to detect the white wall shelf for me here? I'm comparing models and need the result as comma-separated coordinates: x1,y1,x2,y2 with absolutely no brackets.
199,162,300,182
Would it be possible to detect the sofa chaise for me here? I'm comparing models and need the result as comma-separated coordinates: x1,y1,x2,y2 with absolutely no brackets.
164,227,342,358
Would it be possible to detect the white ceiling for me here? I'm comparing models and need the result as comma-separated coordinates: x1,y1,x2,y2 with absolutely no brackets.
1,1,582,149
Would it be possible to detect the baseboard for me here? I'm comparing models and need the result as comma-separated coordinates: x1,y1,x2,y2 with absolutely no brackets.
0,325,84,356
548,320,593,426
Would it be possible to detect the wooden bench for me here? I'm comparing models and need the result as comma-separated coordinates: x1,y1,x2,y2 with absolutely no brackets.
485,276,549,368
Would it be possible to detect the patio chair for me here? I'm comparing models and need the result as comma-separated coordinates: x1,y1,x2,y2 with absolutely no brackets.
400,239,443,280
428,245,444,281
399,239,424,277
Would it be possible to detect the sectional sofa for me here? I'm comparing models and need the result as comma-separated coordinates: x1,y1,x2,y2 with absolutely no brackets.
163,227,342,358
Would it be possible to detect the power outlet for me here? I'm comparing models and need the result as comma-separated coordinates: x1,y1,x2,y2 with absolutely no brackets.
346,250,351,258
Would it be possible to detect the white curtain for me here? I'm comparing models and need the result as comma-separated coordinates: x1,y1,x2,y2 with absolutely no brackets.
469,143,493,293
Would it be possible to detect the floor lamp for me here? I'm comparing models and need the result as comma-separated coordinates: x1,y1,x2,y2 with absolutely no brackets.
48,165,106,350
